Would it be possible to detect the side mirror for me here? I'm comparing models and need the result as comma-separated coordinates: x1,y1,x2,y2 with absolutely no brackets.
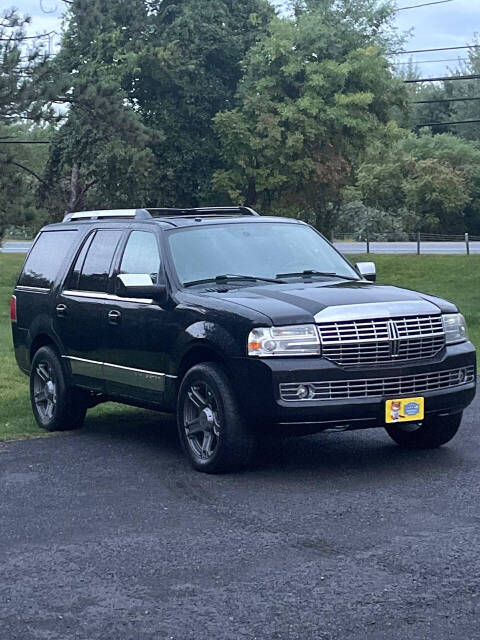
116,274,168,305
356,261,376,283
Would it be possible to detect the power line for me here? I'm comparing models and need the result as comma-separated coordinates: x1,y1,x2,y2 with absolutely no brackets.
0,140,50,144
394,57,468,65
397,0,454,10
404,74,480,83
388,44,480,56
412,96,480,104
417,118,480,128
0,30,56,42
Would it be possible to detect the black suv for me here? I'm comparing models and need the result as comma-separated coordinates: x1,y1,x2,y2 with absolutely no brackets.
11,207,476,472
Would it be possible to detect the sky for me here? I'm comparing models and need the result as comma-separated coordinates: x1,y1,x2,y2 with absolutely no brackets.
10,0,480,77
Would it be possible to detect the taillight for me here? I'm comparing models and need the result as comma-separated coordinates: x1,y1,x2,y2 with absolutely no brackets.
10,295,17,323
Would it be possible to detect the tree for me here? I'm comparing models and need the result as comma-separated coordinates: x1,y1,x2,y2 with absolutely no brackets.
354,131,479,234
0,9,51,239
129,0,275,206
41,0,157,215
42,0,274,214
213,0,406,234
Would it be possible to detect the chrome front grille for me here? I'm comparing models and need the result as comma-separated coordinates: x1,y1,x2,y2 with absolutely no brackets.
317,315,445,366
280,366,475,402
279,366,475,402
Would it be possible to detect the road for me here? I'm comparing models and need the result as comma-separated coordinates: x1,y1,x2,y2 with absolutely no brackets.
0,241,32,254
1,397,480,640
3,240,480,255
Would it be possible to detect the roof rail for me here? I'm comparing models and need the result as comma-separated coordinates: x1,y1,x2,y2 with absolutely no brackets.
146,207,260,218
63,206,260,223
63,209,152,223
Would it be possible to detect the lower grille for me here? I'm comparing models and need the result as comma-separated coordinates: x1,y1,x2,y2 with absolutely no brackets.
279,366,475,402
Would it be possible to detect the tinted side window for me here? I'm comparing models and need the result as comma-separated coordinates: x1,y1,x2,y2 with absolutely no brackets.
65,232,94,290
120,231,160,283
77,230,123,292
19,231,77,289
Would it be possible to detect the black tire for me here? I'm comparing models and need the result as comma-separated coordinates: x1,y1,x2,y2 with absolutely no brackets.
385,412,462,449
177,362,256,473
30,346,87,432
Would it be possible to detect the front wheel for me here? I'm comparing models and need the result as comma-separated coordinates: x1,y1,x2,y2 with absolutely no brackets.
177,363,255,473
385,412,462,449
30,346,87,432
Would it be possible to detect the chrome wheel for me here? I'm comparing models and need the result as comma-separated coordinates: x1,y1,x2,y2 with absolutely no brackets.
33,362,57,421
183,382,221,459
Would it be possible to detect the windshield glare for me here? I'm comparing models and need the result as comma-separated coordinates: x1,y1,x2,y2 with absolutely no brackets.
168,222,359,286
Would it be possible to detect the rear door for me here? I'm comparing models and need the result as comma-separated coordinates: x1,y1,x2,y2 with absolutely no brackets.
13,229,78,372
55,228,124,391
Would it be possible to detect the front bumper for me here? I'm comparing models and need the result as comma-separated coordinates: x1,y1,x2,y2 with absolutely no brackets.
229,341,477,434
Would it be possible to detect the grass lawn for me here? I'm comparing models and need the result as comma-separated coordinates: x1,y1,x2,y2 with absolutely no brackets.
0,252,478,440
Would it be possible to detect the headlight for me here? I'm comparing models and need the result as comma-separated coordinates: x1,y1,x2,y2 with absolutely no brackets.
248,325,320,357
443,313,468,344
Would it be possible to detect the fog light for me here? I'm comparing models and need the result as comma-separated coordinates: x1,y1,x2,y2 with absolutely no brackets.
458,369,467,384
297,384,314,399
263,340,277,352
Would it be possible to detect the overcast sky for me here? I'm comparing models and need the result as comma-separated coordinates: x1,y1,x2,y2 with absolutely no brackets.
12,0,480,77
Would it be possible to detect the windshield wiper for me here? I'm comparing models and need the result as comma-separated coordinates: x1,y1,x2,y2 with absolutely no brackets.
184,274,285,288
276,269,358,281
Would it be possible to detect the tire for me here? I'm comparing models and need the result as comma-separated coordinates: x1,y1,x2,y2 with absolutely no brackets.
177,363,256,473
385,412,462,449
30,346,87,432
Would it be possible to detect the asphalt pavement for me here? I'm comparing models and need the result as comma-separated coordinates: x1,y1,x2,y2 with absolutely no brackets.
0,242,32,254
1,397,480,640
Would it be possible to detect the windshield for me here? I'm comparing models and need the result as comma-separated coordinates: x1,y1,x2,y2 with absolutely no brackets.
167,222,359,286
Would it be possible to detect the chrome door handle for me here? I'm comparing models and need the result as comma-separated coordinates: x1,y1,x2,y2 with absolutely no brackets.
108,310,122,325
56,304,67,318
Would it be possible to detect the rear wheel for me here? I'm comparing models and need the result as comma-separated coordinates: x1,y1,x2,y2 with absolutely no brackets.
385,412,462,449
30,346,87,432
177,363,255,473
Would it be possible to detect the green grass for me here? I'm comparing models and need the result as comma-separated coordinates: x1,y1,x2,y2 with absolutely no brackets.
0,253,478,440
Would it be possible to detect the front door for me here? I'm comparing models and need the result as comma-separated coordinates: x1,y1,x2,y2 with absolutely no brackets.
103,229,171,405
55,228,124,390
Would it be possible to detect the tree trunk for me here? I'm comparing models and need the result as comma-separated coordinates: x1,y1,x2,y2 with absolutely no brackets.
67,162,84,212
244,177,257,207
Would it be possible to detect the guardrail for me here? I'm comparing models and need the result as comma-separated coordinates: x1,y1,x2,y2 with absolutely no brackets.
334,232,480,255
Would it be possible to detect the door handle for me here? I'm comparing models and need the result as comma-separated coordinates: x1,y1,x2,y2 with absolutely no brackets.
56,304,67,318
108,310,122,325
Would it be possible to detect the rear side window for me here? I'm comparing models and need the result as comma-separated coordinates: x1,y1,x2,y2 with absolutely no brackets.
19,231,77,289
77,230,123,292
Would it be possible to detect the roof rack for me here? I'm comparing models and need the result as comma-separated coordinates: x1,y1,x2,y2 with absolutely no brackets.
63,209,151,222
63,206,259,223
146,207,259,218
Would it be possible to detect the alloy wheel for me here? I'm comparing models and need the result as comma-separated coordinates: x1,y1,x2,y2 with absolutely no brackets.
183,381,221,459
33,362,57,421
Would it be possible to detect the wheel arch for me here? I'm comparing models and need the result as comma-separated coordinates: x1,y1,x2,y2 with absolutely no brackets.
177,342,228,385
29,333,60,363
28,333,72,382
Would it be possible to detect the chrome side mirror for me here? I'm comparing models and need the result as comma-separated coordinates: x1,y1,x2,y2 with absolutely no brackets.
356,262,376,283
116,274,168,305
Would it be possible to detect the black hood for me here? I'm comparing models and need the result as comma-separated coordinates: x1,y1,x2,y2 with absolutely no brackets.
202,280,457,325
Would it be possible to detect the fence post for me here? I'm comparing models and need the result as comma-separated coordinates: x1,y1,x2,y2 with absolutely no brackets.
366,233,370,254
417,232,421,255
465,233,470,255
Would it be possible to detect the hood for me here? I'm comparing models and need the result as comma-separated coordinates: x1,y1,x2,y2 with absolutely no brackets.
201,280,457,325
